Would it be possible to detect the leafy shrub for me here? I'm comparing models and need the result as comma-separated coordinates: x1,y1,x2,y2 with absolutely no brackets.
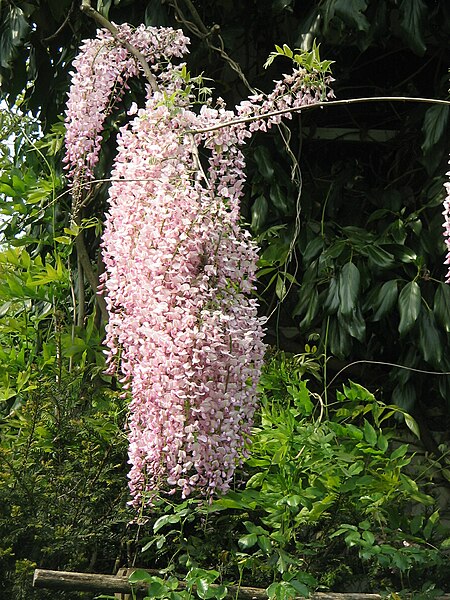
0,376,129,599
135,351,449,596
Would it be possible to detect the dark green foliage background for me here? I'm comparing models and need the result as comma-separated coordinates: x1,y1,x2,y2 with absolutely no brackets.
0,0,449,597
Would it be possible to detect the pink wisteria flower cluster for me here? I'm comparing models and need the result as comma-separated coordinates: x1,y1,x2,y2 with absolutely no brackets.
443,158,450,281
64,23,188,191
64,23,331,507
102,96,266,504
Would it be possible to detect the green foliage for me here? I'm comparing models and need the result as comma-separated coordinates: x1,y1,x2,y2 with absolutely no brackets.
0,114,126,596
0,376,129,598
131,352,449,596
0,0,449,596
253,135,450,417
96,568,228,600
397,0,427,56
264,41,333,97
0,231,128,600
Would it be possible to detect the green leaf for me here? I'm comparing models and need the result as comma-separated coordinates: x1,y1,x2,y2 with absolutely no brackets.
303,236,324,263
363,419,377,446
211,586,227,600
334,0,370,32
147,580,168,598
288,580,310,597
153,514,180,533
97,0,112,19
260,240,289,265
53,236,73,245
289,381,314,415
324,240,346,259
282,44,293,58
253,146,274,179
372,280,398,321
423,509,440,540
196,578,213,599
391,444,409,460
244,521,269,535
128,570,155,584
266,582,280,600
377,433,389,452
339,262,360,317
361,530,375,545
0,183,17,197
398,281,421,336
328,316,352,359
270,183,289,214
299,287,319,329
364,244,395,268
238,533,258,549
275,275,287,300
339,305,365,342
404,413,421,439
410,514,424,535
392,552,410,571
251,196,268,231
418,309,442,365
292,284,313,317
257,535,272,554
422,105,449,155
323,276,340,314
398,0,427,55
392,382,416,413
386,244,417,263
434,283,450,332
0,7,29,69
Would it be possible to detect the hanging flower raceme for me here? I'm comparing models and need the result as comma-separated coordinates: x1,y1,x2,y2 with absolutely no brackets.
64,23,333,508
443,158,450,281
64,23,189,192
101,97,266,504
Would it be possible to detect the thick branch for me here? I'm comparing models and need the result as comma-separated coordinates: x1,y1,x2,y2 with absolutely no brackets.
190,96,450,135
180,0,208,35
75,232,109,323
80,0,159,92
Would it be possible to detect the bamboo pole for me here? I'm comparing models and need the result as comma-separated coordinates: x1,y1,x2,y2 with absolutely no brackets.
32,569,450,600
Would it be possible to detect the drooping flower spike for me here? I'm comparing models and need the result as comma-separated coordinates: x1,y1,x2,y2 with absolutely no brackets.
65,23,331,507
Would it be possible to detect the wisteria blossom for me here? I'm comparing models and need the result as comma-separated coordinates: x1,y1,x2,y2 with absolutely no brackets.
101,97,266,504
443,158,450,281
64,24,189,192
64,23,332,507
